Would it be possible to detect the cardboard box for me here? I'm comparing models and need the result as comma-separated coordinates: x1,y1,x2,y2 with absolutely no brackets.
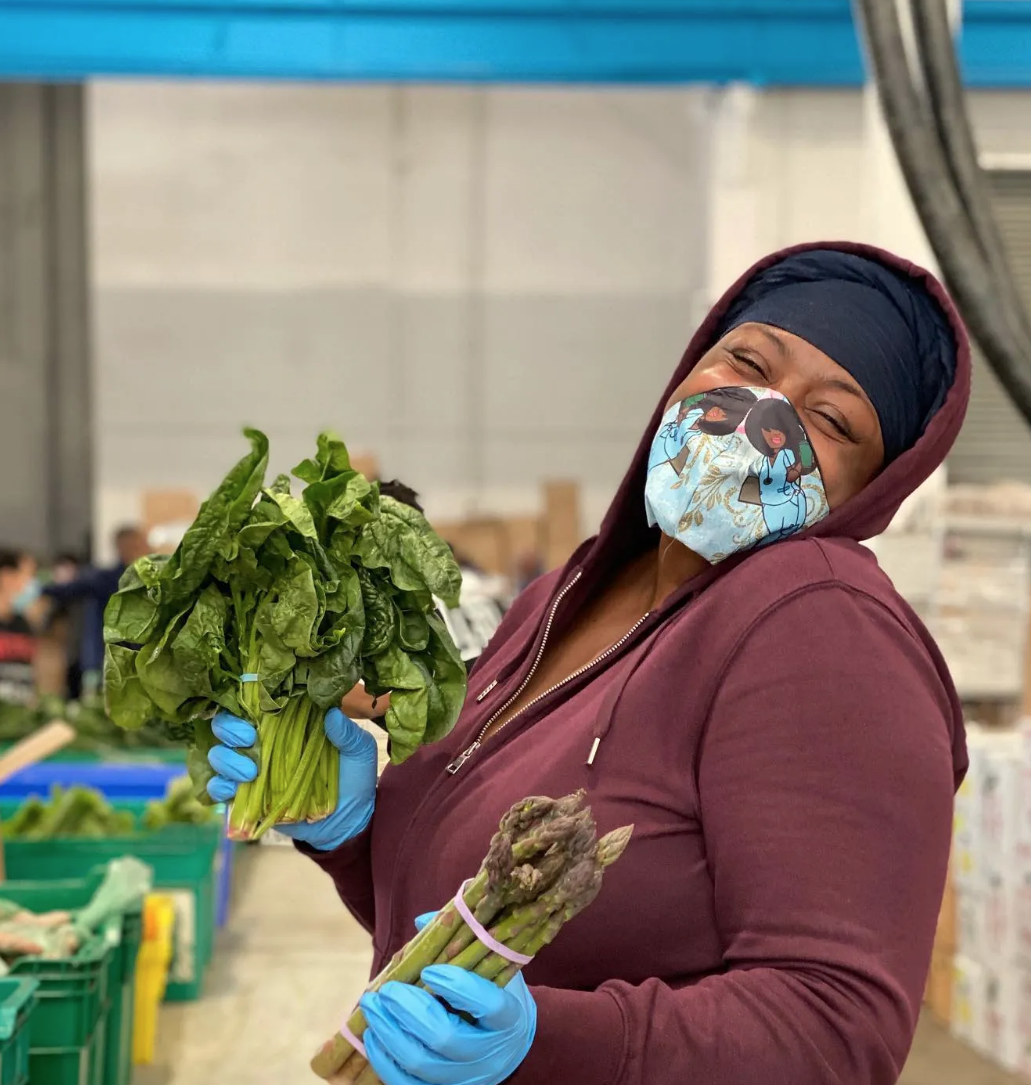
926,948,954,1025
982,871,1021,969
936,873,957,954
1014,866,1031,963
1017,720,1031,851
953,729,985,892
952,956,987,1051
350,453,380,481
985,964,1022,1072
142,488,201,554
978,734,1023,887
956,889,983,964
542,480,582,571
1015,967,1031,1079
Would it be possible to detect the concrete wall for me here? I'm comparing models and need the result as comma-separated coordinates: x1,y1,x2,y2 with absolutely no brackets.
89,83,712,553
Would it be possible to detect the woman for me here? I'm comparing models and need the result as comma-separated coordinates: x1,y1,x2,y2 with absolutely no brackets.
210,243,968,1085
744,396,812,543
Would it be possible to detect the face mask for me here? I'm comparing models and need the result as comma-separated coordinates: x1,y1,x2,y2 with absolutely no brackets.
11,578,41,615
644,386,830,563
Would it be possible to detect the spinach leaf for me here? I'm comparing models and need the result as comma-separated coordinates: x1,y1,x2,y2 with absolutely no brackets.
292,432,352,485
385,688,430,764
307,624,362,708
159,428,269,608
171,585,229,689
354,496,462,607
267,476,318,540
358,568,395,656
270,560,320,654
103,645,157,731
103,583,161,646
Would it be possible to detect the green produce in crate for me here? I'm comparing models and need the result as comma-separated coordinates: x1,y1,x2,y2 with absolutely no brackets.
142,776,216,830
103,428,467,839
0,857,151,967
3,787,134,840
0,691,180,752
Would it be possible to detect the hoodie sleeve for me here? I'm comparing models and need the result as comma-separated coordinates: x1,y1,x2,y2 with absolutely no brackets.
510,584,957,1085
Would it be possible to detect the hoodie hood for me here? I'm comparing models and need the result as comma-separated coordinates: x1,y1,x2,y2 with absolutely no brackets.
587,241,970,585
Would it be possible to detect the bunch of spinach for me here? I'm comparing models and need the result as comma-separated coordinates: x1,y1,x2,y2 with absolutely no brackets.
103,429,466,839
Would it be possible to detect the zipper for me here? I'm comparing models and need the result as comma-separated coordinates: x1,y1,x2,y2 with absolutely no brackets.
447,571,582,774
446,571,650,774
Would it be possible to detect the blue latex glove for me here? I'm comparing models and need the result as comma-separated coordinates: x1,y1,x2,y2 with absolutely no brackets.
206,707,377,850
360,916,537,1085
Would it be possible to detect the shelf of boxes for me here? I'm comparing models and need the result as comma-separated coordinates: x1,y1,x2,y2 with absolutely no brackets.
933,723,1031,1075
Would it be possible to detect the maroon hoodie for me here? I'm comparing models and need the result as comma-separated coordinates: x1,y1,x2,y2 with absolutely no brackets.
307,241,970,1085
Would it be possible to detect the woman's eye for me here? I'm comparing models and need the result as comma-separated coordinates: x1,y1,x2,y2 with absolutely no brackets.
817,411,851,439
730,351,765,377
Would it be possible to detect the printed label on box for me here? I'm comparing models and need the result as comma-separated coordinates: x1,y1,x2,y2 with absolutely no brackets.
952,956,986,1051
165,888,196,983
956,891,983,963
985,966,1021,1071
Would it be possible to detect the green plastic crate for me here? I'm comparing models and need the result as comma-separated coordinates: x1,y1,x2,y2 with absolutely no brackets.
0,866,143,1085
0,801,219,1002
0,978,37,1085
6,935,112,1085
105,905,141,1085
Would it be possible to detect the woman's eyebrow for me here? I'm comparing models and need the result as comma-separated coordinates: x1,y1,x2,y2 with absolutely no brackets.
754,326,788,357
823,378,866,401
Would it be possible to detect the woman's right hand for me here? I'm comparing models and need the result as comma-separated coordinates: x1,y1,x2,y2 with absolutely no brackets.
206,707,377,851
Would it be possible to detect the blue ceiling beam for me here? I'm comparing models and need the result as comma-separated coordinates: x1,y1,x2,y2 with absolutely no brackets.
0,1,1027,87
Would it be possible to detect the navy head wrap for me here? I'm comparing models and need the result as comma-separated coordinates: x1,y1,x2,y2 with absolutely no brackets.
718,250,957,464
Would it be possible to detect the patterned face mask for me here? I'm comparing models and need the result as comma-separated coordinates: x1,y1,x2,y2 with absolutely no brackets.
644,386,830,564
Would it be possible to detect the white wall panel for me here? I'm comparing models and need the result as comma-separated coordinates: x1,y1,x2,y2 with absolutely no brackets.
89,82,709,554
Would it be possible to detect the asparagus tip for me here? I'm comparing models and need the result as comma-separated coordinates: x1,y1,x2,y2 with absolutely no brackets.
596,824,634,867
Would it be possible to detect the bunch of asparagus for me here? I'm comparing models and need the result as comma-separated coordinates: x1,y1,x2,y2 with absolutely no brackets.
311,790,632,1084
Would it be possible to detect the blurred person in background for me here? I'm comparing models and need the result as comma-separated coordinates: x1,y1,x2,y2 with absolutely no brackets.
46,551,86,698
43,525,149,695
0,549,41,705
340,480,507,723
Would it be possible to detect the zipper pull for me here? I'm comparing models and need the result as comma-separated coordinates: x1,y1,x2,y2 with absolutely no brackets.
446,741,481,775
476,680,497,703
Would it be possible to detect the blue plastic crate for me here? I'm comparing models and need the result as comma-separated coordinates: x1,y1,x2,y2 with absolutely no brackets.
0,762,184,800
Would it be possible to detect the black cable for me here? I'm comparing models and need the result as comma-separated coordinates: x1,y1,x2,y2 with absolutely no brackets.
855,0,1031,423
910,0,1031,343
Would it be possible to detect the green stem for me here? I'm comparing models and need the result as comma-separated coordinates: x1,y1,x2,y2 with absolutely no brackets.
352,1063,381,1085
227,696,312,839
256,698,327,834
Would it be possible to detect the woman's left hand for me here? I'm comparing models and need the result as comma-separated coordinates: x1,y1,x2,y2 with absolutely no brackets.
359,964,536,1085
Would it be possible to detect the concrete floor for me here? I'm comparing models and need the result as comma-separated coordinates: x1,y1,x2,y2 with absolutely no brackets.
137,846,1021,1085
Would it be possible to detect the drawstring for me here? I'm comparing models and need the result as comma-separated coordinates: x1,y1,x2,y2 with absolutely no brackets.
586,612,681,767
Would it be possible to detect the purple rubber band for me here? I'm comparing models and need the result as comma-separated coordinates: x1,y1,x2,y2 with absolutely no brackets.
340,1019,366,1059
452,879,534,966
